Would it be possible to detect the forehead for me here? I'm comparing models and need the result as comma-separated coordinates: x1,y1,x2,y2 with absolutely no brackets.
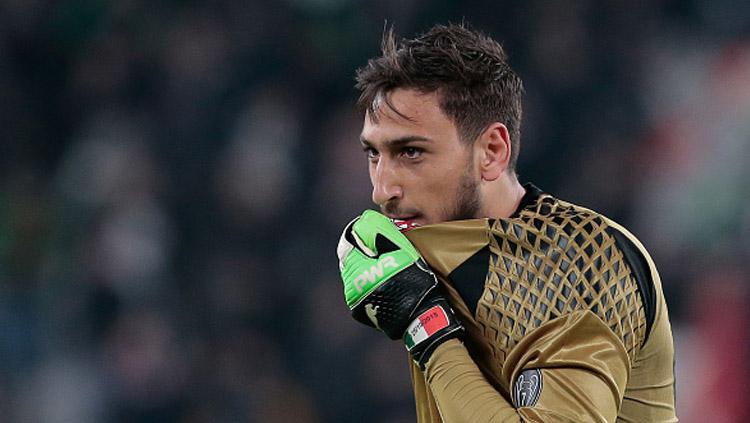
360,89,458,143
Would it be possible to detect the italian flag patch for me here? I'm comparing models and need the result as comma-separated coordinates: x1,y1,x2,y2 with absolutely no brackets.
404,305,449,350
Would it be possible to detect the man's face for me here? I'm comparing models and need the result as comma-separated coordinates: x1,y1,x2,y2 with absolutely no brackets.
360,89,482,227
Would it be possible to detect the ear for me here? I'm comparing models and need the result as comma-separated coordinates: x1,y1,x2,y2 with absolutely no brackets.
475,123,512,182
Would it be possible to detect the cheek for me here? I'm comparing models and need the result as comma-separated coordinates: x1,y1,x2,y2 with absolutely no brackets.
417,164,464,205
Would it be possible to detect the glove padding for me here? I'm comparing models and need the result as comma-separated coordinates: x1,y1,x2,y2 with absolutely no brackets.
337,210,463,369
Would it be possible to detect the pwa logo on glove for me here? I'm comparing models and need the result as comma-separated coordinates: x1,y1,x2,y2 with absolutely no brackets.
354,256,399,293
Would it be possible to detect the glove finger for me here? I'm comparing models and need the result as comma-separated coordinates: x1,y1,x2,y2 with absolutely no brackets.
350,229,377,258
353,210,419,260
337,216,359,269
338,215,380,262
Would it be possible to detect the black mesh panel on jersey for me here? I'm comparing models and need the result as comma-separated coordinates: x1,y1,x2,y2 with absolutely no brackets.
477,195,648,366
448,246,491,316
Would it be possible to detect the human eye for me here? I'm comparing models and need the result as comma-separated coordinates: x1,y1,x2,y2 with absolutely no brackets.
401,146,423,160
363,146,379,162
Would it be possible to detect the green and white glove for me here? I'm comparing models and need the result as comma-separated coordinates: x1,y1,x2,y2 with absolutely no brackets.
337,210,463,369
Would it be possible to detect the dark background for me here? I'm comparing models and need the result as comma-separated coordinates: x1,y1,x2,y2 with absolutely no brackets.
1,1,748,421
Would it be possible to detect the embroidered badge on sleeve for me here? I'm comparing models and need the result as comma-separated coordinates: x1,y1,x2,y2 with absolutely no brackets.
513,369,543,408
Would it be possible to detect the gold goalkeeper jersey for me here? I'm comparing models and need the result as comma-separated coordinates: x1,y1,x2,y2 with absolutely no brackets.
404,184,676,422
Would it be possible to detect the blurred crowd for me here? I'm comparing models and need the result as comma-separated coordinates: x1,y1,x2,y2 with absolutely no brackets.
0,1,748,422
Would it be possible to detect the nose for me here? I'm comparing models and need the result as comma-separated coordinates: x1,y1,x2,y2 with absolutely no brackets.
371,157,403,206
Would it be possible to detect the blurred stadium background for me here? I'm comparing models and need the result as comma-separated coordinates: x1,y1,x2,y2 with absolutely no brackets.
1,1,748,422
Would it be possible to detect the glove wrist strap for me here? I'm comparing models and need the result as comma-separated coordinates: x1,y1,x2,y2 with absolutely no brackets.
404,304,452,351
403,299,463,370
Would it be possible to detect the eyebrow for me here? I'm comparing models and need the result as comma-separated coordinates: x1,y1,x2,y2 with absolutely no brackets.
359,135,433,149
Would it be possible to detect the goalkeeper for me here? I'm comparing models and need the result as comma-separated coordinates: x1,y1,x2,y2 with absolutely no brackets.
337,24,677,422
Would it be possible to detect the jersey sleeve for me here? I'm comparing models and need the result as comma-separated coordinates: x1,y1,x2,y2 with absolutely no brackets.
422,309,629,423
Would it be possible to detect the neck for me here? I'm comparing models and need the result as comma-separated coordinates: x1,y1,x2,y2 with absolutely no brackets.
480,172,526,219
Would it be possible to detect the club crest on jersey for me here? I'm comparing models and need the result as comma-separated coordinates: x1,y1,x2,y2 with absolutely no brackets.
354,256,398,293
513,369,543,408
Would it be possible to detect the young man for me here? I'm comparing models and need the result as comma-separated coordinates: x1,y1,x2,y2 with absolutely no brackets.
337,24,677,422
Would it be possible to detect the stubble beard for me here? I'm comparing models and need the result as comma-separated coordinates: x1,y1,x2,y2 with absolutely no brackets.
443,162,482,222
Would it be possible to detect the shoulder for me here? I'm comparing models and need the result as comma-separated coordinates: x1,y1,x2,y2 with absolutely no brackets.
498,188,659,348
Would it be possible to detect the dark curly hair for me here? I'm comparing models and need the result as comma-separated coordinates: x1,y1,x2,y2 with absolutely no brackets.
356,23,524,171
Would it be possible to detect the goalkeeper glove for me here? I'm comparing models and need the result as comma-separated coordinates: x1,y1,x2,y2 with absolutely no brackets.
336,210,463,369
